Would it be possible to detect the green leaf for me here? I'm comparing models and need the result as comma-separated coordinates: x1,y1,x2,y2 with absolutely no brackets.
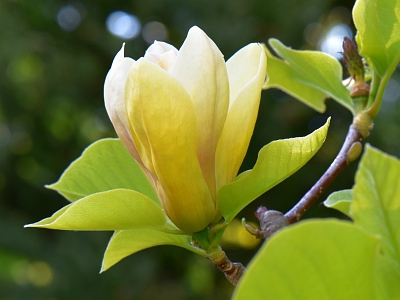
101,229,205,272
351,145,400,267
324,189,353,217
264,39,354,113
374,253,400,299
233,219,379,300
47,138,159,205
25,189,167,231
353,0,400,78
218,118,329,223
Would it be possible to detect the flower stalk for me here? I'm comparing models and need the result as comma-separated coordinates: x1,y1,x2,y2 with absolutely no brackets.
208,247,245,286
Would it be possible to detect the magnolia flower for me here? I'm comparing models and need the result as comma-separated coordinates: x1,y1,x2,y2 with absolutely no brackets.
104,26,266,233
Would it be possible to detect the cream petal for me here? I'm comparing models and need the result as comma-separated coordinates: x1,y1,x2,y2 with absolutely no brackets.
216,43,267,189
144,41,178,60
144,41,179,72
104,45,157,186
171,26,229,200
104,45,140,159
125,58,215,232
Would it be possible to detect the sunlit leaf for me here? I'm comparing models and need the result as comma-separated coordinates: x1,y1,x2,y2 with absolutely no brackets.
101,229,205,272
264,39,353,113
351,145,400,266
25,189,167,231
374,253,400,299
47,138,159,205
233,220,378,300
218,119,329,223
324,189,353,217
353,0,400,77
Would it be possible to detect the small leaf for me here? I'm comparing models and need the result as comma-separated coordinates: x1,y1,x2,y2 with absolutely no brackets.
324,189,353,217
233,220,379,300
218,119,329,223
351,145,400,266
47,138,159,205
264,39,354,113
101,229,205,272
353,0,400,78
25,189,167,231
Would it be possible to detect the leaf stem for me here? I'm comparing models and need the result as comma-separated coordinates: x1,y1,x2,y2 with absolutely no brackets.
367,70,380,108
367,52,400,119
284,123,363,223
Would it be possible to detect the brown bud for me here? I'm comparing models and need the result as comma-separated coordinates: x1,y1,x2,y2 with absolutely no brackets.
342,37,365,82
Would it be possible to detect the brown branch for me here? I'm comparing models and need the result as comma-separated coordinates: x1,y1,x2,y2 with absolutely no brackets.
284,123,363,223
209,250,245,286
253,122,366,239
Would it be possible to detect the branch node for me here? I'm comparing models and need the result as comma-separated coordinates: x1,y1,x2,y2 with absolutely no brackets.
209,250,245,285
255,207,289,239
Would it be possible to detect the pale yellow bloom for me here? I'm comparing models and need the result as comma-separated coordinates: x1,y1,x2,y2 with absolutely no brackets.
104,26,266,232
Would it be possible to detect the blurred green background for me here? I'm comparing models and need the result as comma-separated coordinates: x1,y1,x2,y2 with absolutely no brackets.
1,0,399,299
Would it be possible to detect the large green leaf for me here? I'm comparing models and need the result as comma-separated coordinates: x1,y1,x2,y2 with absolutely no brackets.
25,189,167,231
374,253,400,299
233,220,379,300
218,119,329,223
351,145,400,267
47,138,159,205
353,0,400,78
323,189,353,218
101,229,205,272
264,39,353,113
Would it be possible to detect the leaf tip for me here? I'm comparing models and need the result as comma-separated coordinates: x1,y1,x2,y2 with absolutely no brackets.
44,183,57,190
24,223,37,228
100,259,113,273
327,116,331,124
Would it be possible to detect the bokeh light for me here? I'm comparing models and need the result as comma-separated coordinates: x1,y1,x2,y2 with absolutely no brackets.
11,260,53,287
106,11,141,39
142,21,168,43
57,5,82,31
319,24,353,59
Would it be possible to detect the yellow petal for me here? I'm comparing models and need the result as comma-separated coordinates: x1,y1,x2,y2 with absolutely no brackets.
171,26,229,200
125,58,215,233
216,43,267,189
